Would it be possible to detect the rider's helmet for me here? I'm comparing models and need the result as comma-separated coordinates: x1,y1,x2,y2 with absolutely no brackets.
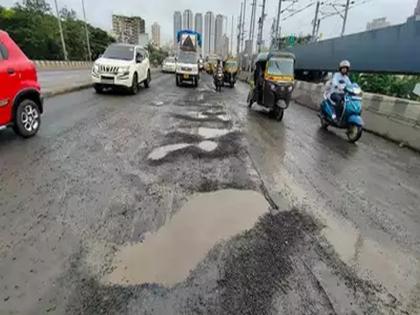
339,60,351,71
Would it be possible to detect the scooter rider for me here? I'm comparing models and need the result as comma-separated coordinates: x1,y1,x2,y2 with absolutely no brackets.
330,60,352,120
215,58,223,77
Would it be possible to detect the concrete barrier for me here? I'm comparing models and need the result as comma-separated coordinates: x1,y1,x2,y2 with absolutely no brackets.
33,60,93,71
238,71,420,151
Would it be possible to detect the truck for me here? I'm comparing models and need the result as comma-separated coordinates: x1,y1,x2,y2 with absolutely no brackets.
175,30,202,87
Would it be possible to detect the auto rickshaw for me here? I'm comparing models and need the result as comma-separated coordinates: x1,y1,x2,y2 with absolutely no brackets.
223,58,239,88
247,51,295,121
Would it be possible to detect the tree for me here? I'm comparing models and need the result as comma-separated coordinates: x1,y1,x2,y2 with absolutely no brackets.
18,0,51,14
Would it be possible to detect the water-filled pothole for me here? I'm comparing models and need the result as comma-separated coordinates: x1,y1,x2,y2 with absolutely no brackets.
105,190,269,287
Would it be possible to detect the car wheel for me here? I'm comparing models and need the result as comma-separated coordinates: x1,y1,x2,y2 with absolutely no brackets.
94,84,104,94
130,73,139,95
13,99,41,138
144,70,151,88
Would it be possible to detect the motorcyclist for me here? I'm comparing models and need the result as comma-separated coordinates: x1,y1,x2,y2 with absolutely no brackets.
214,59,224,91
329,60,352,120
253,61,265,103
215,59,223,77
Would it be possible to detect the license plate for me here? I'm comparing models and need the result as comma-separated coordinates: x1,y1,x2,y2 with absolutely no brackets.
183,74,189,79
101,77,114,84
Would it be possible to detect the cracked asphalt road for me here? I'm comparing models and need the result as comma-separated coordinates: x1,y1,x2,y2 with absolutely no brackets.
0,73,419,314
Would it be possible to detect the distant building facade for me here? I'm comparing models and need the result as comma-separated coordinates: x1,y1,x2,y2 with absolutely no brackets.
214,14,224,56
151,22,161,47
366,18,391,31
222,34,229,58
173,11,182,46
183,9,193,30
204,11,215,56
112,15,145,45
195,13,203,34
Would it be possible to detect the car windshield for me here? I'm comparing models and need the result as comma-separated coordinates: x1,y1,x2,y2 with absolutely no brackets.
165,57,176,63
267,57,294,76
103,45,134,61
225,61,238,68
178,52,197,64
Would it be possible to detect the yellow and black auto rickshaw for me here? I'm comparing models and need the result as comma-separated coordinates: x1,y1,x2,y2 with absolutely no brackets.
223,58,239,88
247,51,295,121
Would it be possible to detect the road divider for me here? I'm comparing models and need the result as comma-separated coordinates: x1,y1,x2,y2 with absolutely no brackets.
33,60,93,70
238,72,420,151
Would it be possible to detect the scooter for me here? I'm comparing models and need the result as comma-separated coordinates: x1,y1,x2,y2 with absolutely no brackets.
214,72,223,92
319,83,364,143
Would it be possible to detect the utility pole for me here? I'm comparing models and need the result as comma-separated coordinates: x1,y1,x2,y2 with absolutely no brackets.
312,1,320,41
341,0,350,37
53,0,68,61
231,15,234,56
275,0,282,42
81,0,92,61
257,0,267,53
237,3,243,56
249,0,257,50
241,0,247,52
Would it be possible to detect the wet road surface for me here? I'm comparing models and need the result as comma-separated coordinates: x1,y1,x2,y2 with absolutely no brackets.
0,74,419,314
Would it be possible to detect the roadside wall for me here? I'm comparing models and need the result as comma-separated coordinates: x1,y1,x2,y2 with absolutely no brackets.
33,60,93,71
238,72,420,151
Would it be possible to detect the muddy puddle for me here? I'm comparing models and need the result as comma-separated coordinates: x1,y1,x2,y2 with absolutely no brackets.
147,143,190,160
106,190,269,287
321,212,420,308
198,128,231,139
197,141,218,152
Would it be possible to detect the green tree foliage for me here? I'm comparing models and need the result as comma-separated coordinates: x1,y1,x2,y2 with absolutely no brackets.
0,0,114,61
146,43,169,66
351,73,420,100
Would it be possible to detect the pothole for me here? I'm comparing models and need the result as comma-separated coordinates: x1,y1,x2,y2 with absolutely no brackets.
198,128,231,139
197,141,218,152
105,190,269,287
147,143,190,161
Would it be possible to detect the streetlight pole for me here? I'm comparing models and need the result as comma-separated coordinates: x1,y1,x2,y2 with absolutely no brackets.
275,0,282,41
257,0,266,53
341,0,350,37
231,15,234,56
312,1,321,41
81,0,92,61
53,0,68,61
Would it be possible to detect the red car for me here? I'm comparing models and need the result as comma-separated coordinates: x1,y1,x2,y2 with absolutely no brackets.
0,30,43,137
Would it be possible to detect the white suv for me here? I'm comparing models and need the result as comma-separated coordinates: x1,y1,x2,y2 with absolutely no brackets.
92,44,151,94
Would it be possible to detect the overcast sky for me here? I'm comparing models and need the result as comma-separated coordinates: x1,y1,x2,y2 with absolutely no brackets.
1,0,418,46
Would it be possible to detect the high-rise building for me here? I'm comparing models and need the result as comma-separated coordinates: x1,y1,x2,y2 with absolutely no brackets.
204,11,215,56
195,13,203,34
415,0,420,16
222,34,229,58
151,22,161,47
366,18,391,31
112,15,145,45
174,11,182,46
214,14,224,56
183,9,193,30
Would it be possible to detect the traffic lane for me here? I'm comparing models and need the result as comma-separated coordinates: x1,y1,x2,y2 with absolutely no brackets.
38,69,91,92
0,73,173,314
224,80,420,308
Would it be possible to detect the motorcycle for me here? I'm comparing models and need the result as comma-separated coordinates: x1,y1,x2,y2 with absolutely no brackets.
319,82,364,143
214,71,223,92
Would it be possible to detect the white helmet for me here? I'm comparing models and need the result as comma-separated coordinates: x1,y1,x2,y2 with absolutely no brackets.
339,60,351,69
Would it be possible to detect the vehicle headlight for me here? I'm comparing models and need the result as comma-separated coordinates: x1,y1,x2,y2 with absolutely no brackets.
93,63,100,73
288,85,294,92
118,66,130,74
269,82,277,91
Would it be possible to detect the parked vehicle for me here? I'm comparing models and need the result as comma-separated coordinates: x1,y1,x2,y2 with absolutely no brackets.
223,58,239,88
0,30,43,137
319,83,364,143
248,51,295,121
162,56,177,73
91,43,151,94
